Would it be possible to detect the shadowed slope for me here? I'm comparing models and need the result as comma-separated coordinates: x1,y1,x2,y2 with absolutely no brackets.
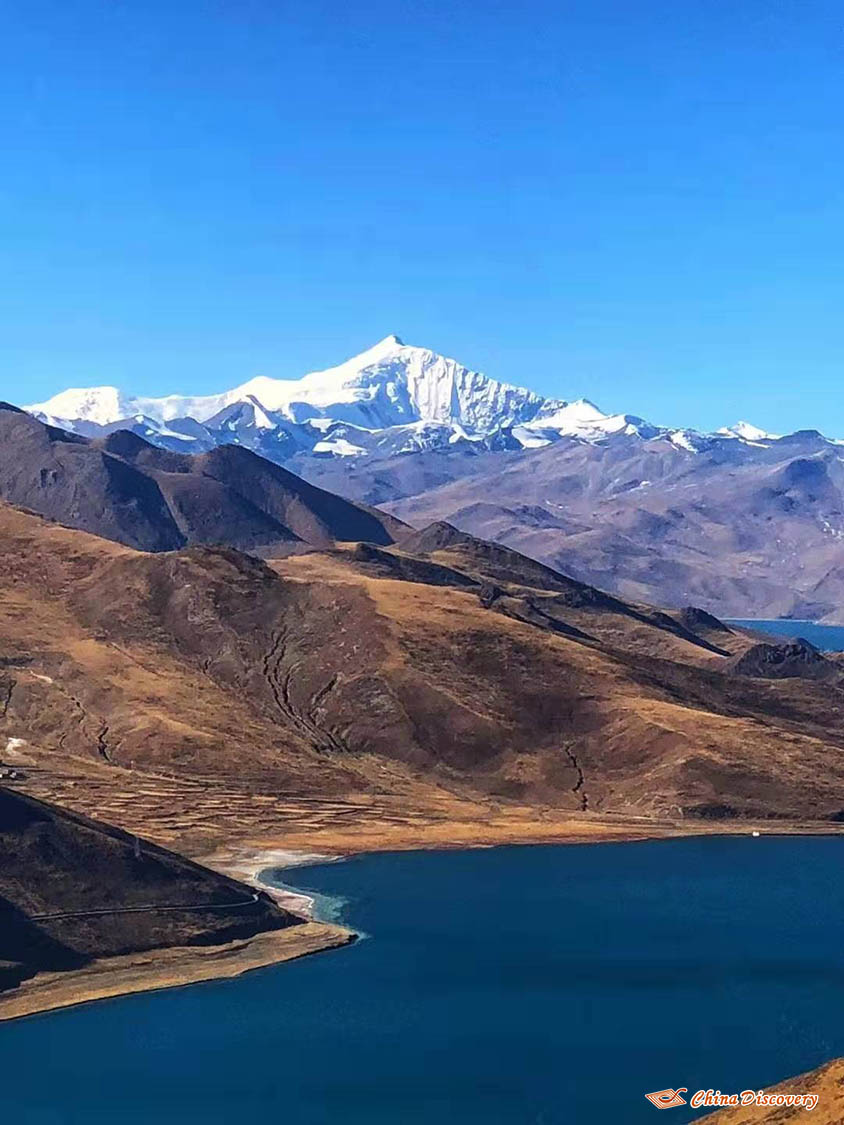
0,787,294,993
0,405,400,553
0,404,184,551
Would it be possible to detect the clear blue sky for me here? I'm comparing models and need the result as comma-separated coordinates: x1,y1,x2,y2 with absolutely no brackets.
2,0,843,432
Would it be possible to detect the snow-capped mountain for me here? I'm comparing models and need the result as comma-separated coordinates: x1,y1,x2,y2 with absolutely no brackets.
29,334,548,430
25,334,784,465
25,334,844,621
717,420,780,443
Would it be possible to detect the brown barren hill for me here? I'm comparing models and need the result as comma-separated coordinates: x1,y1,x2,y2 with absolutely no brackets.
0,403,401,553
6,484,844,1011
0,786,294,995
5,498,844,839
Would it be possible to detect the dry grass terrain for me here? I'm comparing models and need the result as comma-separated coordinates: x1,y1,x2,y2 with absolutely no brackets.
4,497,844,1039
5,500,844,839
4,410,844,1093
702,1058,844,1122
6,499,844,1017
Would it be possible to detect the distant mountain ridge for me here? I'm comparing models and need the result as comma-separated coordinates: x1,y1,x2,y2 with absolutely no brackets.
385,428,844,623
21,336,844,622
24,334,792,464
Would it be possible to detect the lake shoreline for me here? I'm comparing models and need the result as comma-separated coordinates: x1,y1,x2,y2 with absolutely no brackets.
204,814,844,878
196,836,844,1124
0,919,355,1024
5,834,844,1121
5,816,844,1028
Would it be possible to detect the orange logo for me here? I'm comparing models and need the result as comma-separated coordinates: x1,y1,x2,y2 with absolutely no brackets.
645,1088,688,1109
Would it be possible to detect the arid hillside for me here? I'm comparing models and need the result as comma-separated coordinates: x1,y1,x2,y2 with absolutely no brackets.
4,500,844,849
0,787,293,994
380,431,844,621
0,403,401,553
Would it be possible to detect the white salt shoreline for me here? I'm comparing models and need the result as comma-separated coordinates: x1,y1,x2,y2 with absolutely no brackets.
210,847,344,919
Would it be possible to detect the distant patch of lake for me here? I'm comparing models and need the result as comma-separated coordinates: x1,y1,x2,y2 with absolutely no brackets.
729,619,844,651
3,840,844,1122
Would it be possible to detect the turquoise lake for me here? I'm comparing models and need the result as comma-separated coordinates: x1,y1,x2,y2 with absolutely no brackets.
4,837,844,1124
728,619,844,650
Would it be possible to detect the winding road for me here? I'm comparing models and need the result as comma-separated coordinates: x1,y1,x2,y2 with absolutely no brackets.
30,891,262,922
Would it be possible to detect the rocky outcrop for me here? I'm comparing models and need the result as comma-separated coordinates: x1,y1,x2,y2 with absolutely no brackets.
727,639,835,679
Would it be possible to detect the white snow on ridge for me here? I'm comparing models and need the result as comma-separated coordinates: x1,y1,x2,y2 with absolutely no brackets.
22,337,811,458
521,399,658,443
243,397,277,430
26,335,546,434
30,386,132,427
130,415,198,442
313,437,366,457
718,420,779,442
512,426,552,449
524,398,608,432
667,429,703,452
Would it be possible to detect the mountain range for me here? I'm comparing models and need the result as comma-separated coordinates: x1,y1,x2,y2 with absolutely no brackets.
3,405,844,825
26,334,779,459
6,457,844,830
7,397,844,1007
0,403,401,553
21,335,844,620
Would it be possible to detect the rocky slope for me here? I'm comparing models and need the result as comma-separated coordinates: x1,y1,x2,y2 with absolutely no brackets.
701,1057,844,1122
0,404,400,553
383,430,844,621
4,500,844,829
0,787,293,993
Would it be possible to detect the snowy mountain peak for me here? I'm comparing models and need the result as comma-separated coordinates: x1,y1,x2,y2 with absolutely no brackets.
26,336,547,437
30,385,130,427
23,337,805,467
718,420,778,442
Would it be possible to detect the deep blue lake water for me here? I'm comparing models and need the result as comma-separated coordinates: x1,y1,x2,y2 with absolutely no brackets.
728,619,844,651
4,838,844,1124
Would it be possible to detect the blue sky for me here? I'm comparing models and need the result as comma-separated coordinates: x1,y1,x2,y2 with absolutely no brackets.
2,0,843,432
